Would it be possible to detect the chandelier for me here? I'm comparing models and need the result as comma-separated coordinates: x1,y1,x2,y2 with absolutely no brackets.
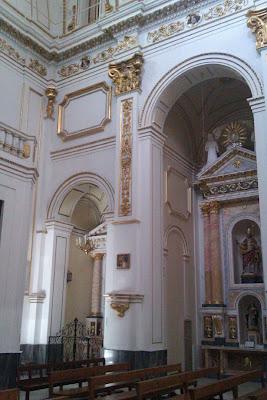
76,236,94,255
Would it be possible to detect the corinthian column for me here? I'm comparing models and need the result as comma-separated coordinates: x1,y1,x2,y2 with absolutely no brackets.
201,203,212,304
90,253,103,316
209,201,223,305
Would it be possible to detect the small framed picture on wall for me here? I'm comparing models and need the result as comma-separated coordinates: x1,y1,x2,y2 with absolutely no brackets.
117,254,130,269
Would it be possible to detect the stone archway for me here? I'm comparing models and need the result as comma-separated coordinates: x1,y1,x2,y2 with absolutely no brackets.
140,52,263,133
20,173,115,362
139,52,264,369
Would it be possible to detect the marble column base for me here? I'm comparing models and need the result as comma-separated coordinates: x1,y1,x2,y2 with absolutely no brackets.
104,349,167,369
20,344,48,364
0,353,20,389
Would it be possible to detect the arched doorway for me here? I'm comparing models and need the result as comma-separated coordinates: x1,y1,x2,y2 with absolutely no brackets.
46,174,114,334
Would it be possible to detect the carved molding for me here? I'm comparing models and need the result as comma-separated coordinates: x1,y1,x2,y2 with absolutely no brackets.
105,292,144,318
28,291,46,303
57,82,111,141
28,59,47,77
94,36,138,64
57,56,90,78
119,99,133,216
148,21,185,43
247,8,267,49
0,37,25,64
228,316,238,340
147,0,247,44
200,178,258,198
108,53,144,96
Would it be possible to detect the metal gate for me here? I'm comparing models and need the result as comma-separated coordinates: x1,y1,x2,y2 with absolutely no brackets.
48,318,103,364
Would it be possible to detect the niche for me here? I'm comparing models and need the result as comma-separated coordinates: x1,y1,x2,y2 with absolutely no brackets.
238,295,263,345
232,219,262,284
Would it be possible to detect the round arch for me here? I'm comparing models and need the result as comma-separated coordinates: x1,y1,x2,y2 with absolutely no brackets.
234,290,265,310
47,172,115,221
140,52,263,131
164,224,190,258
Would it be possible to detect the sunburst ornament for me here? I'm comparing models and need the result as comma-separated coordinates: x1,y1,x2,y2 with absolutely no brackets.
221,121,247,149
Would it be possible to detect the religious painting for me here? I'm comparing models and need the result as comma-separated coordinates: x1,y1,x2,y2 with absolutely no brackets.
117,254,130,269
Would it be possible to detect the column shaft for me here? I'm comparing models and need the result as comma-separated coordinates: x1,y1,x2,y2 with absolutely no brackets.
209,201,223,305
91,254,103,316
201,204,212,304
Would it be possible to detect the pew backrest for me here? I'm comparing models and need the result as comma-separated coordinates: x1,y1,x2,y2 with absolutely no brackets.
17,364,50,382
188,370,264,400
89,363,182,397
136,366,220,399
52,357,105,370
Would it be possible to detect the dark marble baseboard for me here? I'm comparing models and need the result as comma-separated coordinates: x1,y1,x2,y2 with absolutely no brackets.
104,349,167,369
0,353,20,389
20,344,48,364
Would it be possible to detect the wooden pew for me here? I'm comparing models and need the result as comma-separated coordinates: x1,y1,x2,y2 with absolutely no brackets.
52,357,105,370
0,389,18,400
135,367,220,400
88,363,182,399
17,364,50,400
17,358,105,400
188,369,265,400
49,363,130,398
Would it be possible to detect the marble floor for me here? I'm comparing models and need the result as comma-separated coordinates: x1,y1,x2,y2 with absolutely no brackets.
18,378,261,400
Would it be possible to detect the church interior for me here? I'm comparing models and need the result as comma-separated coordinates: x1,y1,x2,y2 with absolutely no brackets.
1,0,267,399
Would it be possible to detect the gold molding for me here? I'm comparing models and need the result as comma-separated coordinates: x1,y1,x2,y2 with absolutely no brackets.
119,98,133,217
108,53,144,96
57,82,111,141
110,302,129,317
45,86,57,120
247,8,267,49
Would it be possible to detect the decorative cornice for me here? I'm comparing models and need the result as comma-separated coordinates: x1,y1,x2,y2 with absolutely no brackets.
247,8,267,50
147,0,248,44
0,0,245,63
200,177,258,198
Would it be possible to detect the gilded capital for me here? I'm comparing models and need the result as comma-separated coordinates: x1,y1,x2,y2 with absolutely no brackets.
247,8,267,49
108,53,144,95
94,253,104,261
45,86,57,120
200,203,210,217
209,201,221,214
